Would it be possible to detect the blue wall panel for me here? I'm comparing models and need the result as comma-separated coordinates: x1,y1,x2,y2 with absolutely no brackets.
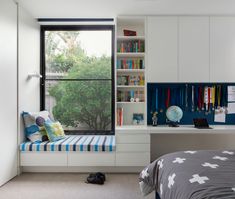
147,83,235,125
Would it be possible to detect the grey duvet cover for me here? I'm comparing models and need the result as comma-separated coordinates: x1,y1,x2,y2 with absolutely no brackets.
139,150,235,199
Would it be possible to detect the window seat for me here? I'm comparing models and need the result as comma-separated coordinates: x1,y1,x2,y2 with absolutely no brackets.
20,135,115,152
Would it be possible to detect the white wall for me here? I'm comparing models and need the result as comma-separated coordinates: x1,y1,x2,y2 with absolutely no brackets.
0,0,18,186
18,0,235,18
18,5,40,145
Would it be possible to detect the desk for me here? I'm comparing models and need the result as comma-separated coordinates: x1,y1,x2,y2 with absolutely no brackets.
115,125,235,165
148,125,235,134
149,125,235,160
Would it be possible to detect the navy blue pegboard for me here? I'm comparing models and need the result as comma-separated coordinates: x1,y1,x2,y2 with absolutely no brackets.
147,83,235,125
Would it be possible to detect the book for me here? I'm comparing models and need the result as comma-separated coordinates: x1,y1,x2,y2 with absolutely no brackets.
116,58,144,69
123,29,137,36
117,108,123,126
117,40,144,53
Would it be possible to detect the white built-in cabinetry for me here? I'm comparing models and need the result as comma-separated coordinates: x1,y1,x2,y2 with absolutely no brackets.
115,128,150,166
116,17,146,126
210,17,235,82
0,0,18,186
147,17,178,82
147,16,235,83
115,17,150,166
115,15,235,167
178,17,210,82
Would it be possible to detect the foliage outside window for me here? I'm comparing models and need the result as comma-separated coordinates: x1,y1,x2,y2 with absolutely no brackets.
41,26,114,134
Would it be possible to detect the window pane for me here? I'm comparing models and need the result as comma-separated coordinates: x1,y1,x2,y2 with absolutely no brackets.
45,80,112,131
45,30,112,79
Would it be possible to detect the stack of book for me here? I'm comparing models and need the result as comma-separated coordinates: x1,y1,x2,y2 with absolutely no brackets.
117,75,145,86
117,90,145,102
116,108,123,126
117,40,144,53
117,59,144,69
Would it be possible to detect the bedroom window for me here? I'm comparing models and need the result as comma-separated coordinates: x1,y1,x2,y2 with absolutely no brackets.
40,25,115,135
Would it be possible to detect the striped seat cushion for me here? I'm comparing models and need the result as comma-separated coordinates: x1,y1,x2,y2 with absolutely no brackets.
20,135,115,152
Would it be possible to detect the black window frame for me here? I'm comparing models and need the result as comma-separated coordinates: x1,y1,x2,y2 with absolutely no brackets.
40,25,115,135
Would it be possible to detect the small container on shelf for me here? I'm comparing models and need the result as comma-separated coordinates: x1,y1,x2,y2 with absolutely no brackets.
123,29,137,36
133,113,144,125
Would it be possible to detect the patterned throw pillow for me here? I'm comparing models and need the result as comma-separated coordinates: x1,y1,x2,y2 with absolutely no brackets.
44,121,65,142
22,111,52,142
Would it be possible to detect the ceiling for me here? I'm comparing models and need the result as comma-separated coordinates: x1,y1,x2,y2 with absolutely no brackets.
18,0,235,18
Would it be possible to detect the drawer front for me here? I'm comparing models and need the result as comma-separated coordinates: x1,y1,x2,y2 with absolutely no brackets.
116,129,147,134
116,144,150,152
68,152,115,166
116,134,150,144
116,152,150,166
20,152,67,166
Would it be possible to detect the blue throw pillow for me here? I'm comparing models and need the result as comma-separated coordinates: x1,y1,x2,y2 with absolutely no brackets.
22,111,52,142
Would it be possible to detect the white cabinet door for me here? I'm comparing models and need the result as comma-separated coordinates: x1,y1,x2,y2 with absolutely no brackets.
0,0,17,186
147,16,178,82
210,17,235,82
179,17,210,82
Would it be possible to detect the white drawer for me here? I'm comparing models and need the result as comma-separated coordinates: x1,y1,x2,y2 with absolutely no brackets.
116,144,150,152
68,152,115,166
116,152,150,166
116,134,150,144
20,152,67,166
116,129,147,134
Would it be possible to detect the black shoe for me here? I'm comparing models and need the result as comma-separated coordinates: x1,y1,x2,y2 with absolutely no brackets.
86,173,105,185
87,172,106,182
95,172,106,182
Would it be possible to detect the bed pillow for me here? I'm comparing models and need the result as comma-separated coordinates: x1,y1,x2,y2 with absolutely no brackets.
44,121,65,142
22,111,52,142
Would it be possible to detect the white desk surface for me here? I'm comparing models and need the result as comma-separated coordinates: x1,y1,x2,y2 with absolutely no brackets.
116,125,235,134
148,125,235,134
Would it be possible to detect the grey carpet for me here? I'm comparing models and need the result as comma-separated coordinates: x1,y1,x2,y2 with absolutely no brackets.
0,173,154,199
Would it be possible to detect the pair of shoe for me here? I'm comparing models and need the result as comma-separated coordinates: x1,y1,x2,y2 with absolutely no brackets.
86,172,106,185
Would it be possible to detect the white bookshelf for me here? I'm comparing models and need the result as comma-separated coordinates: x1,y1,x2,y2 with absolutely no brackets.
117,85,145,88
117,36,145,41
116,16,146,127
116,52,145,58
117,69,145,73
116,101,145,104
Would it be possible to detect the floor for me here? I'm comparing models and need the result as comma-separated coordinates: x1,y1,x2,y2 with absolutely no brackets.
0,173,155,199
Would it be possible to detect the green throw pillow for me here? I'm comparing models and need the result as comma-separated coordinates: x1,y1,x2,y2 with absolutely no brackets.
44,121,65,142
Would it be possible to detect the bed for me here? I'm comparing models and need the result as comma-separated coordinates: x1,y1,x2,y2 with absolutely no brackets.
139,150,235,199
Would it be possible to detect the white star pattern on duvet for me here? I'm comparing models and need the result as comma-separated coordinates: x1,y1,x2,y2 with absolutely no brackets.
173,157,186,164
139,181,144,188
223,151,234,155
213,156,228,161
184,151,197,154
202,162,219,169
189,174,209,184
160,183,163,195
158,159,164,169
168,173,176,189
141,168,149,179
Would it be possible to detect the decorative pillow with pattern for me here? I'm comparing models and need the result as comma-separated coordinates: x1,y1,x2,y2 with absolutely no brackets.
44,121,65,142
22,111,52,142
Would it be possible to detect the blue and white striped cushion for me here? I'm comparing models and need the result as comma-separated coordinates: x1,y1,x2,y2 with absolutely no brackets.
20,135,115,152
